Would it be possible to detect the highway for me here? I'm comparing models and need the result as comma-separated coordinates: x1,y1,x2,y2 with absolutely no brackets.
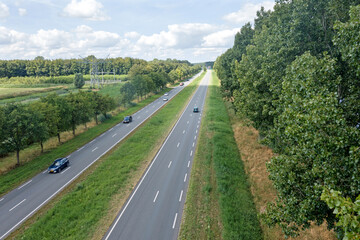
0,71,202,240
104,70,210,240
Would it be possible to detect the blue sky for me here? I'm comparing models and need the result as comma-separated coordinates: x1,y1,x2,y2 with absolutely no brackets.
0,0,274,62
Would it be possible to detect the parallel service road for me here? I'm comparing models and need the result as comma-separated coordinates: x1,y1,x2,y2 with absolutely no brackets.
104,70,210,240
0,71,202,240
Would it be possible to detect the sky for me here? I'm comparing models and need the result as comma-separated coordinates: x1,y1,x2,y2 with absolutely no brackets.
0,0,274,63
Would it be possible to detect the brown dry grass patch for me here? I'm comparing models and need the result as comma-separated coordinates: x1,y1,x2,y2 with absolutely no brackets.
226,103,336,240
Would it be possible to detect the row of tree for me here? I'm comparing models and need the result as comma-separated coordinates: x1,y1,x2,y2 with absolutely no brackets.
120,63,200,106
0,91,115,165
0,56,194,78
214,0,360,238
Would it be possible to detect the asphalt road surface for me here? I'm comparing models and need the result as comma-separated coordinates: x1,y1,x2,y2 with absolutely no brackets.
104,70,210,240
0,71,202,240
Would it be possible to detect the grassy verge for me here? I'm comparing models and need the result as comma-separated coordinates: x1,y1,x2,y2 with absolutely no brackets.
10,72,206,240
180,71,262,239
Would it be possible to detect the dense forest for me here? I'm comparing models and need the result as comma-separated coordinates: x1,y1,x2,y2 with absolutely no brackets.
214,0,360,239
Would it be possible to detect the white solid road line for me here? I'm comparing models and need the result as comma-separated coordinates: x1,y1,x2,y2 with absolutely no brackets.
60,167,71,174
153,191,159,203
76,146,84,152
172,213,178,229
9,199,26,212
179,190,183,202
18,180,32,190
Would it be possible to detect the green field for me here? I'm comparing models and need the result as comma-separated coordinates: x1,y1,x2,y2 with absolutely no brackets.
12,71,206,240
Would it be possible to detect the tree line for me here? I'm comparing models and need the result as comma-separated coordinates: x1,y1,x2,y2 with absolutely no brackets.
0,91,115,165
214,0,360,238
0,55,193,78
120,61,200,106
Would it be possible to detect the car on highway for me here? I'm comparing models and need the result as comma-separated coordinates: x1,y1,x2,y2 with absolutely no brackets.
48,157,69,173
193,107,199,113
123,115,132,123
163,98,168,101
179,82,184,86
164,93,169,96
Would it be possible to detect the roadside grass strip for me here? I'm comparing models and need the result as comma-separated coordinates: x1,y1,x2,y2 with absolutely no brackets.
13,72,205,239
180,71,263,239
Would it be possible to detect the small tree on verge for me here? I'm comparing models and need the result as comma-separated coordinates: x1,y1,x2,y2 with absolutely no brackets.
74,73,85,89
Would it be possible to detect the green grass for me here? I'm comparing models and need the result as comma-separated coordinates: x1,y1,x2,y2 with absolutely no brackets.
13,71,206,240
180,71,263,240
0,88,69,105
97,82,125,103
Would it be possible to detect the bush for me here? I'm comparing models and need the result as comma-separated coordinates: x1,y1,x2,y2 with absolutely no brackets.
74,73,85,89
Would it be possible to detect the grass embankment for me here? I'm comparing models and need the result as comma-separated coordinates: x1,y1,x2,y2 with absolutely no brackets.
10,72,206,240
180,71,262,239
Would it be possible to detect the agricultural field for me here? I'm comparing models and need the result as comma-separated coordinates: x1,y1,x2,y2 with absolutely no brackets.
0,75,127,105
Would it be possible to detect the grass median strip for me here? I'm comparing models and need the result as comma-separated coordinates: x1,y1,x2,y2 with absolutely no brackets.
11,72,206,240
179,71,262,239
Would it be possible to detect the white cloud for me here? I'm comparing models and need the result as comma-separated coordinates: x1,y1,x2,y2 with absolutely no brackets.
124,31,140,39
63,0,110,21
223,1,274,24
137,23,217,49
202,28,239,47
0,22,233,62
29,29,71,49
0,26,25,44
0,2,9,19
18,8,27,16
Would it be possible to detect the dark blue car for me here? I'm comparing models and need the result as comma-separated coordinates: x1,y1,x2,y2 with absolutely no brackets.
123,115,132,123
48,157,69,173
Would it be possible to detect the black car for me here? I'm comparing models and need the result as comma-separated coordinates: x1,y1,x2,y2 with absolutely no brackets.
48,157,69,173
123,115,132,123
193,107,199,113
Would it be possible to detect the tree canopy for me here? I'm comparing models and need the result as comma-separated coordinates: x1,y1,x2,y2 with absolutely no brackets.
214,0,360,238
